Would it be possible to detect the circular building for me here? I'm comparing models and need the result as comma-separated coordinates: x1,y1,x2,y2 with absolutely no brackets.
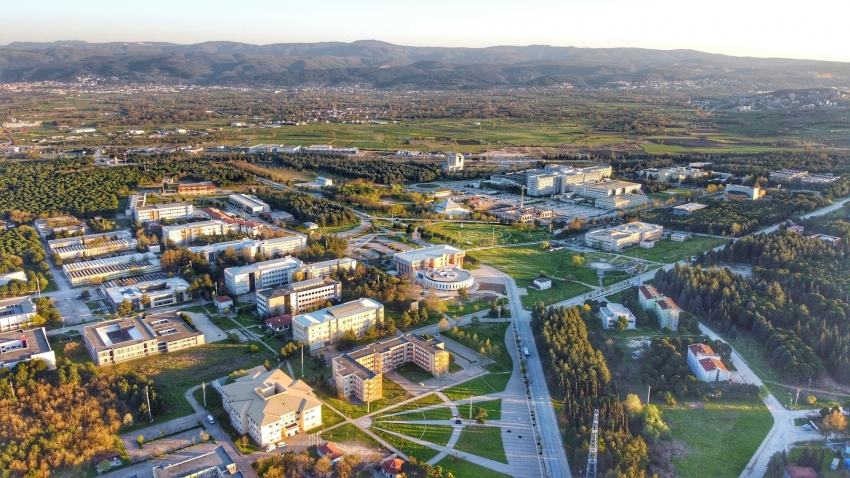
416,267,474,291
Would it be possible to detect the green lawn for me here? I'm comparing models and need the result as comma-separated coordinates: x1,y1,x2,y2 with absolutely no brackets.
317,376,411,418
442,322,512,372
417,183,441,189
456,399,502,421
288,352,331,383
442,374,511,401
372,428,439,463
378,393,446,417
385,407,454,421
372,422,454,446
661,401,773,478
453,426,507,463
437,454,513,478
619,236,727,264
320,423,384,451
423,222,553,249
316,218,362,235
395,362,435,383
444,297,501,317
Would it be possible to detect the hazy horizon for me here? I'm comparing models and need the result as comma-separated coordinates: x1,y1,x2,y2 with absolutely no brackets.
2,0,848,63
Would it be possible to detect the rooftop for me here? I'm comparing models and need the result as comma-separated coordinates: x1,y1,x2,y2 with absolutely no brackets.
293,298,382,328
0,327,52,364
394,244,463,264
152,445,235,478
673,203,708,212
699,357,729,373
103,276,189,304
220,368,320,428
257,277,339,300
83,312,200,352
264,315,292,329
225,256,303,277
0,296,36,315
639,285,660,300
689,343,715,356
135,201,192,211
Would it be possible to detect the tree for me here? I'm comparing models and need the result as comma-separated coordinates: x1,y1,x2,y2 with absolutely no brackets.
314,456,332,476
764,451,787,478
139,294,151,309
337,329,358,351
137,435,144,448
822,408,847,436
541,241,549,250
475,407,488,424
80,289,91,300
117,300,134,317
623,393,643,414
457,287,469,300
572,255,585,267
640,404,671,443
437,317,450,331
616,316,629,331
471,314,480,324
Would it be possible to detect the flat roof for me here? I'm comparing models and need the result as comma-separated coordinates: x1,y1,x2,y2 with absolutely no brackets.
674,203,708,212
229,194,269,209
582,180,640,190
135,202,192,211
225,256,303,277
293,298,382,328
83,312,200,353
152,446,234,478
161,220,228,234
0,327,52,363
394,244,463,264
103,276,190,304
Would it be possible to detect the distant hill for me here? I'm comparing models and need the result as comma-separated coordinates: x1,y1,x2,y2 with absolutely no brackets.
1,40,848,89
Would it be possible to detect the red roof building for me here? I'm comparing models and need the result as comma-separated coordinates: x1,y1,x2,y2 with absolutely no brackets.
784,466,818,478
687,342,731,382
93,451,120,465
264,314,292,331
318,442,344,464
382,458,405,477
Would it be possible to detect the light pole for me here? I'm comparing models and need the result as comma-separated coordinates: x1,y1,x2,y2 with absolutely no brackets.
647,385,652,405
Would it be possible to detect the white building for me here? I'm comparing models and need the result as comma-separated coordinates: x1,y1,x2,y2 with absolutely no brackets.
83,312,205,366
292,298,384,350
102,276,190,311
687,344,730,382
599,303,637,330
443,152,464,172
595,194,648,210
725,184,764,201
220,367,322,446
224,257,304,296
62,253,161,286
525,165,613,196
584,222,663,251
433,198,470,218
415,268,474,291
0,328,56,370
47,231,134,260
575,180,642,199
394,245,465,277
315,177,333,187
0,296,37,333
229,194,271,214
256,277,342,317
533,277,552,290
0,271,27,286
161,220,233,245
247,144,280,154
189,235,306,262
134,202,194,223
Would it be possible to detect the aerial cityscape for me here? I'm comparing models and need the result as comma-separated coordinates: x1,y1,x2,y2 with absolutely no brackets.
1,2,850,478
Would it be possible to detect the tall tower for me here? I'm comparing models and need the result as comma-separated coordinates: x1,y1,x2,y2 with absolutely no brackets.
586,409,599,478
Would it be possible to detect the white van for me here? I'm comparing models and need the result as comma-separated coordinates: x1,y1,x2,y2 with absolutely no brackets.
523,347,530,357
207,414,215,424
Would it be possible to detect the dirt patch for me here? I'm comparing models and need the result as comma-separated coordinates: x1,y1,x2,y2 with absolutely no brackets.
336,442,387,462
649,138,725,148
687,401,706,410
476,282,506,293
649,439,687,478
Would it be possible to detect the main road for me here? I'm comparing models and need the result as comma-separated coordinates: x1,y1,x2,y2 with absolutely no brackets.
483,265,573,478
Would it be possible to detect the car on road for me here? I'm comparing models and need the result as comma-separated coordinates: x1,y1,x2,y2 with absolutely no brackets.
418,382,424,386
277,442,287,448
207,414,215,424
803,424,812,430
75,295,84,300
266,444,276,452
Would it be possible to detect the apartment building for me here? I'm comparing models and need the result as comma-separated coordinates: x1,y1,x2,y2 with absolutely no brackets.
134,202,195,222
687,344,730,382
333,334,450,402
655,297,681,331
220,367,322,446
83,312,205,365
62,253,161,286
224,257,304,296
584,222,663,251
161,220,233,245
393,245,465,277
229,194,270,214
292,298,384,350
256,277,341,317
0,327,56,370
102,276,190,312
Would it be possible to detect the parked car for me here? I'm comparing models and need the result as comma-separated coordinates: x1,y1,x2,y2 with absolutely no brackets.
266,444,276,452
277,442,287,448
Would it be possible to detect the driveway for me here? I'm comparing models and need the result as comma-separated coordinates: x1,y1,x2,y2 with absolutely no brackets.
180,310,228,343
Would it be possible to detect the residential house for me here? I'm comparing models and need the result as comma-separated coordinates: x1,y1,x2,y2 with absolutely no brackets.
687,344,730,382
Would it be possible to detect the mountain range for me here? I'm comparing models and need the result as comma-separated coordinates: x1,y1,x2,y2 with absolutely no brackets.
1,40,848,90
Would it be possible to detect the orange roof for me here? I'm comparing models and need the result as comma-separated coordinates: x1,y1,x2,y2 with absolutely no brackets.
382,458,405,474
264,315,292,328
689,344,715,356
318,442,344,460
699,357,728,373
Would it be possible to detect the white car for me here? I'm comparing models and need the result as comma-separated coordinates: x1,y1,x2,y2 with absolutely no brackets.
266,444,276,452
277,442,287,448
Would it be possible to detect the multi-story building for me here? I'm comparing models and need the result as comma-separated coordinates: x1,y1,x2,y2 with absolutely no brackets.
33,216,83,239
62,253,161,286
197,207,265,236
594,194,648,210
575,180,642,199
525,165,613,196
83,312,205,366
162,178,217,196
687,344,730,382
189,235,307,262
224,257,304,296
0,327,56,370
256,277,341,317
292,298,384,350
599,303,637,330
134,202,194,222
220,367,322,446
655,297,681,331
769,169,809,182
0,271,26,286
638,285,663,310
584,222,663,251
161,220,233,245
725,184,764,201
48,231,135,260
639,166,708,183
443,152,464,172
333,334,450,402
229,194,270,214
0,296,37,333
152,446,238,478
299,257,357,280
102,276,190,312
393,245,465,277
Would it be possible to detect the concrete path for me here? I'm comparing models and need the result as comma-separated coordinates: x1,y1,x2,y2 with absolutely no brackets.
374,427,515,474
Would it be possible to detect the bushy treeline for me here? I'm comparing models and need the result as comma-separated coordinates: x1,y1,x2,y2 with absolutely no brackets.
632,192,828,236
0,226,51,298
532,304,653,477
259,190,356,227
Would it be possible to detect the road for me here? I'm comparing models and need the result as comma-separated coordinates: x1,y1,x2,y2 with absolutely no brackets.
757,197,850,235
483,265,573,478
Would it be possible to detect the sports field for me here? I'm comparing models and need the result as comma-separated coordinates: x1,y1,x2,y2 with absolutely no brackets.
422,222,553,249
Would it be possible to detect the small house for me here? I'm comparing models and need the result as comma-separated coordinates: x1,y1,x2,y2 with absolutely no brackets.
532,277,552,290
382,458,405,477
264,314,292,332
318,442,344,464
304,222,319,231
214,295,233,311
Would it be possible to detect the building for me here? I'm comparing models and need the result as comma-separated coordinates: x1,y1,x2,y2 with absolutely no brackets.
525,165,613,196
299,258,358,281
196,207,265,236
318,443,345,465
415,267,474,291
62,253,161,286
0,296,37,332
162,220,233,245
783,466,818,478
810,234,842,247
304,222,319,230
275,145,302,154
673,203,708,215
256,277,342,317
214,295,233,311
394,245,465,277
594,194,648,210
532,277,552,290
433,187,452,198
0,271,27,286
34,216,83,239
292,298,383,350
264,315,292,332
600,303,636,330
247,144,280,154
638,285,663,310
770,170,810,182
220,367,322,446
269,211,294,225
382,458,405,477
224,257,304,296
671,232,692,242
0,327,56,370
83,312,205,366
152,446,238,478
433,198,470,218
639,166,708,183
575,180,642,199
315,177,333,187
305,145,358,155
47,230,135,260
162,178,217,196
584,222,663,251
655,297,681,331
333,334,449,402
134,202,194,222
102,276,190,312
229,194,270,215
443,152,464,172
687,344,730,382
725,184,764,201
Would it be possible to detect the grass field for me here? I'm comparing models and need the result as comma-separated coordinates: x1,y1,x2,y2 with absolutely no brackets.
442,322,512,372
456,399,502,421
372,422,454,446
453,426,508,463
371,428,439,463
444,297,502,318
443,373,512,401
318,376,411,418
378,393,446,417
385,407,454,421
619,236,728,264
395,362,435,383
423,222,553,249
661,401,773,478
320,423,384,451
437,454,513,478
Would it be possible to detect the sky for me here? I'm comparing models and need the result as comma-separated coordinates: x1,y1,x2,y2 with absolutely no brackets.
2,0,849,62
